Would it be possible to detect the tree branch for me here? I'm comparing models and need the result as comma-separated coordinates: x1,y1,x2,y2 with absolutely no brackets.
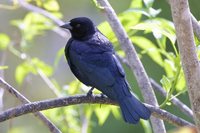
95,0,166,132
169,0,200,132
0,94,195,127
0,77,61,133
191,14,200,41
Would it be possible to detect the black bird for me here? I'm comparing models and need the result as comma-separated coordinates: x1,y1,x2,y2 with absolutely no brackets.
61,17,151,124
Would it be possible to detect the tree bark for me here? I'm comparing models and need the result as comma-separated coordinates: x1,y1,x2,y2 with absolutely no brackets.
170,0,200,132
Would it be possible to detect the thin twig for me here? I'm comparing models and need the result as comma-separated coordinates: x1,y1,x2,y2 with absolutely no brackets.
169,0,200,132
0,77,61,133
0,94,195,127
95,0,166,132
191,14,200,41
150,79,194,119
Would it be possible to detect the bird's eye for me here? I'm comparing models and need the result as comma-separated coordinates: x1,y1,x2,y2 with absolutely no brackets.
76,24,81,28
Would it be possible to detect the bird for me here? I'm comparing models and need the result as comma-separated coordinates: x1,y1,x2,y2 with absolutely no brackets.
60,17,151,124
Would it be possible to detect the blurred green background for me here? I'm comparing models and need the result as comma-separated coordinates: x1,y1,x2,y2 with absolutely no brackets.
0,0,199,133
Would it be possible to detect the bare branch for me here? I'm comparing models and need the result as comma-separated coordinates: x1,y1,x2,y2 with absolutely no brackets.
169,0,200,132
0,77,61,133
0,94,195,127
95,0,166,132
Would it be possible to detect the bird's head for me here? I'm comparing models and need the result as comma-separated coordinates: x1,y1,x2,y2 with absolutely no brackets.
60,17,96,40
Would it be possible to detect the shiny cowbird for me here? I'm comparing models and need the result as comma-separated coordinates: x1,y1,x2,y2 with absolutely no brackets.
61,17,151,124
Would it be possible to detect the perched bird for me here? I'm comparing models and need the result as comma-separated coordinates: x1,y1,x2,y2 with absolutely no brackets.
61,17,151,124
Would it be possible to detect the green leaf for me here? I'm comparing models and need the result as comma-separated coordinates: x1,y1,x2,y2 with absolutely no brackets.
130,0,143,8
140,119,152,133
131,36,163,66
175,70,186,91
127,8,152,18
0,33,10,50
92,0,104,9
95,105,111,125
163,59,175,77
98,21,116,42
111,106,121,119
15,61,37,85
143,0,154,8
15,58,53,85
11,12,53,43
43,0,60,11
66,80,81,95
31,58,53,76
148,8,161,17
160,75,172,92
132,18,176,44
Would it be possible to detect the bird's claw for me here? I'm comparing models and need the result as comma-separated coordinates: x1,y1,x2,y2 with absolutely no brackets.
87,87,94,97
100,93,107,98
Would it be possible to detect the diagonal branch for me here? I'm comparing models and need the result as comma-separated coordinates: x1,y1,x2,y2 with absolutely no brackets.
0,94,195,127
0,77,61,133
95,0,166,132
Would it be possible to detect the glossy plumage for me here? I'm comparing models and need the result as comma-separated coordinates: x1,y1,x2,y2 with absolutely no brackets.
61,17,151,124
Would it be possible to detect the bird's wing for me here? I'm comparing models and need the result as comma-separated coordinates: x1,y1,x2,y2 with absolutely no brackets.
79,33,125,88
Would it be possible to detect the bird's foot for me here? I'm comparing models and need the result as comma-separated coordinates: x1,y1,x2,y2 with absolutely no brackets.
87,87,94,97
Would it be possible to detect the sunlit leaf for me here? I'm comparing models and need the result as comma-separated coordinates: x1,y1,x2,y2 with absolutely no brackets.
148,8,161,17
140,119,152,133
126,8,151,17
160,75,172,92
0,33,10,50
111,106,121,119
132,18,176,44
131,36,163,66
143,0,154,8
130,0,143,8
95,105,111,125
15,58,52,85
11,12,53,43
175,70,186,92
98,21,116,42
163,59,175,77
32,58,53,76
65,80,81,95
116,50,125,58
43,0,60,11
15,61,37,85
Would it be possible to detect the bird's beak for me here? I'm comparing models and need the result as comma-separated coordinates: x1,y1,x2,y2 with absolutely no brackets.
60,22,72,30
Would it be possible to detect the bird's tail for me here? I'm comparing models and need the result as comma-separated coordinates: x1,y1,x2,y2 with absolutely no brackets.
114,80,151,124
